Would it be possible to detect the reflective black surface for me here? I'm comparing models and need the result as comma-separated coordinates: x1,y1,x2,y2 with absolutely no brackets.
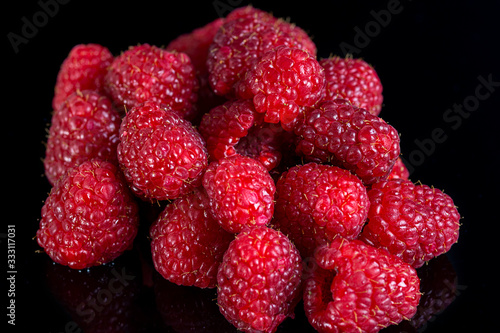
6,0,500,332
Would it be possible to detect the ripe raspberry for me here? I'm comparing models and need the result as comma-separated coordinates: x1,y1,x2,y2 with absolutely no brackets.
319,56,383,116
166,18,227,122
236,46,326,131
198,99,292,170
217,226,302,332
166,18,225,77
149,187,234,289
198,99,262,161
359,179,460,268
304,238,421,333
117,100,208,201
207,6,316,97
271,162,369,258
44,90,121,186
387,156,410,180
294,98,400,185
37,159,139,269
104,44,199,120
52,43,114,111
202,154,276,233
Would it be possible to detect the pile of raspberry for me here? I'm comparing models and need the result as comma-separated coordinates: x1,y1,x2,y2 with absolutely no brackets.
38,6,460,333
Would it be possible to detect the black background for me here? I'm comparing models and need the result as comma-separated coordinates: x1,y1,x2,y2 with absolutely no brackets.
4,0,500,332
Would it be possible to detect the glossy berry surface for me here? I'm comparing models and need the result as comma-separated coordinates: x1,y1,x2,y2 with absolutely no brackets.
360,179,460,268
117,100,208,201
44,90,121,186
320,56,383,116
202,154,275,233
52,43,114,111
149,187,233,288
104,43,198,119
217,226,302,333
294,98,400,184
304,238,421,333
271,162,369,258
37,159,139,269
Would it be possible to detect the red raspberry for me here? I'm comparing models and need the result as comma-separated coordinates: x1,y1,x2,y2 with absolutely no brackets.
294,98,400,185
387,156,410,180
117,100,208,201
271,162,369,258
359,179,460,268
44,90,121,186
198,99,292,171
217,226,302,332
37,159,139,269
320,55,383,116
166,18,227,123
207,6,316,97
166,18,225,77
198,99,262,161
202,154,276,234
52,43,114,111
104,44,199,120
149,187,233,289
236,46,326,131
303,238,421,333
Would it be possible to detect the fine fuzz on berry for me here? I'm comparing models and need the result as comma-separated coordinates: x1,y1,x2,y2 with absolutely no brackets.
304,238,421,333
37,159,139,269
52,43,114,111
117,100,208,201
44,90,121,186
236,46,325,131
320,56,383,116
359,179,460,268
271,162,369,258
149,187,234,289
387,156,410,180
202,154,276,233
207,5,316,97
104,43,199,119
217,226,303,332
294,98,400,184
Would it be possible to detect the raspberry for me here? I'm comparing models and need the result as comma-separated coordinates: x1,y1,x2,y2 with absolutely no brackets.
37,159,139,269
207,6,316,97
359,179,460,268
104,44,199,120
166,18,225,77
198,99,262,161
202,154,276,233
271,162,369,258
52,43,114,111
166,18,227,122
198,99,292,170
217,226,302,332
236,46,326,131
304,238,421,333
387,156,410,180
294,98,400,185
44,90,121,186
117,100,208,201
319,56,383,116
149,187,233,289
